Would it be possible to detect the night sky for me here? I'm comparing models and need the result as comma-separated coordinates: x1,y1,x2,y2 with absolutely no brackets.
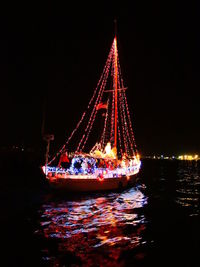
1,1,200,156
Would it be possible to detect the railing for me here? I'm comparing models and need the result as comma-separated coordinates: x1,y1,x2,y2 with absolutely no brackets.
42,160,141,179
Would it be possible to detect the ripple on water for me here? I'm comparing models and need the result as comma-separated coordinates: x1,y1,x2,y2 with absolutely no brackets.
36,186,148,266
176,162,200,216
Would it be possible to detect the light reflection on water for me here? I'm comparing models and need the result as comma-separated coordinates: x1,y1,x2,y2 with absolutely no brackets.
37,186,148,266
34,161,200,266
176,161,200,216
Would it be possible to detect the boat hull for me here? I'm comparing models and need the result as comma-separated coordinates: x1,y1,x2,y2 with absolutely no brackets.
47,174,139,192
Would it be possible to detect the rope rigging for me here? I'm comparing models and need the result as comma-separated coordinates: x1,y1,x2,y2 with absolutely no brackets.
48,36,138,165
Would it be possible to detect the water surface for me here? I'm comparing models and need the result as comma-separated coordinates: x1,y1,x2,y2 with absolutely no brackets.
1,159,200,266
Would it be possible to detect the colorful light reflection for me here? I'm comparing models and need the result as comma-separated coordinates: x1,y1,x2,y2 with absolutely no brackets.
36,187,147,266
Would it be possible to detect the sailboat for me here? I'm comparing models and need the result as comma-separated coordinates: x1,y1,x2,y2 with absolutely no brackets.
42,32,141,192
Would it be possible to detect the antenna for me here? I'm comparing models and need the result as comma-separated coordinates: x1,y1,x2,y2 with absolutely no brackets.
114,19,117,37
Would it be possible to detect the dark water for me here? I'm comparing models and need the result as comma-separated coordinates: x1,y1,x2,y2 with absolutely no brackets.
1,158,200,266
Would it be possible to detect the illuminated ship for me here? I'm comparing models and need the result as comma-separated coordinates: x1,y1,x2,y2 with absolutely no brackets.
42,32,141,192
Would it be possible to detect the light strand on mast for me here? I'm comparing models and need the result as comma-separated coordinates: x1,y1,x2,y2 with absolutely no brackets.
118,87,128,154
109,41,116,146
48,39,114,164
110,82,115,145
117,119,123,158
100,99,110,149
114,37,118,150
117,66,133,156
76,77,105,152
115,60,129,155
118,57,137,155
76,43,114,152
119,89,133,155
80,80,105,151
122,90,137,154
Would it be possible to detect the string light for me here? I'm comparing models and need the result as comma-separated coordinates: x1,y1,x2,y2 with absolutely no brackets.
118,58,137,154
118,87,128,154
100,99,110,149
123,91,138,154
77,45,113,152
47,35,140,179
117,120,123,158
119,89,135,155
48,40,114,164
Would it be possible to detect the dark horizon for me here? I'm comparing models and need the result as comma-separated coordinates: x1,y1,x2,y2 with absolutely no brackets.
1,1,200,156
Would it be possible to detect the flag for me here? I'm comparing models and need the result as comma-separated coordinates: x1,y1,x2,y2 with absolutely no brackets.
96,102,108,110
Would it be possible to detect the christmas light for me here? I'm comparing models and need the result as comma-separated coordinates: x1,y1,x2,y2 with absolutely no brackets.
45,35,141,183
117,119,123,158
48,40,115,164
76,44,113,152
118,87,128,154
100,99,110,149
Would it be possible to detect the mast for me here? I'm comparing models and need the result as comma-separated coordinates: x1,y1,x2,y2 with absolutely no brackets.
114,30,118,151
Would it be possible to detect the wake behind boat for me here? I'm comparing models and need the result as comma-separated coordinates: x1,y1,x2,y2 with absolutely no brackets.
42,31,141,192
